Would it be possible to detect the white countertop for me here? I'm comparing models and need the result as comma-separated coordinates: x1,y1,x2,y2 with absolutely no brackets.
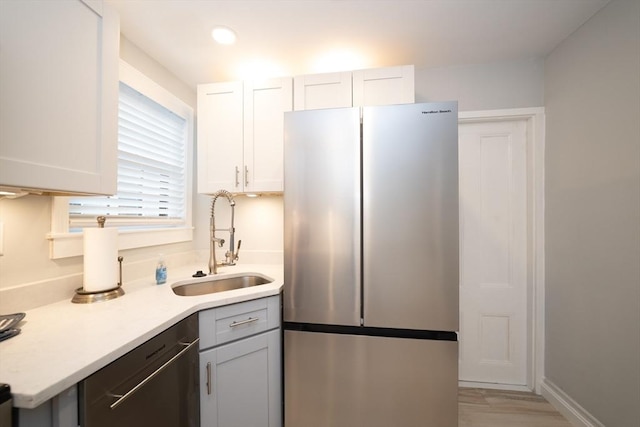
0,263,283,409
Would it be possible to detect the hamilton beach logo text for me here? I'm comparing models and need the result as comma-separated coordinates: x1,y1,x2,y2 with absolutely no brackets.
422,109,452,114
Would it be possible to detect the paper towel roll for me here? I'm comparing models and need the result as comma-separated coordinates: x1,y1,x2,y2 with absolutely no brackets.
83,227,119,292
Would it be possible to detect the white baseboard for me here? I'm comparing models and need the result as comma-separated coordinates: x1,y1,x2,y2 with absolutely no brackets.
540,378,605,427
459,380,531,392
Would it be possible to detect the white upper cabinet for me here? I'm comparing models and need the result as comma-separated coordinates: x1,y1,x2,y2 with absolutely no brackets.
0,0,119,195
198,66,412,194
293,65,415,111
352,65,415,106
197,78,292,194
293,72,352,111
197,81,244,193
244,78,292,193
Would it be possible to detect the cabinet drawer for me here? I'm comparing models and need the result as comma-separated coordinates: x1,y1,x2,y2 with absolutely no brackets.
199,295,280,349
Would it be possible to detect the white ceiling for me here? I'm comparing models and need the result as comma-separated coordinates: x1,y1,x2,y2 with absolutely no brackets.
106,0,609,88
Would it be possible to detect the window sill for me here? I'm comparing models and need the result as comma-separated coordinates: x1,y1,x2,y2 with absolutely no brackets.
47,226,193,259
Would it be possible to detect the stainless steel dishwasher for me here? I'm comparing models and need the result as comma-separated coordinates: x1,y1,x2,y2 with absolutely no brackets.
79,314,200,427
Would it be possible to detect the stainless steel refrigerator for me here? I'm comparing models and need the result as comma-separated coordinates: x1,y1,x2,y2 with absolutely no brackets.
283,102,459,427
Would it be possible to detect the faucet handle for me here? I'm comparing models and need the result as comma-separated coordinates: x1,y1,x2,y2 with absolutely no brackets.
224,240,242,265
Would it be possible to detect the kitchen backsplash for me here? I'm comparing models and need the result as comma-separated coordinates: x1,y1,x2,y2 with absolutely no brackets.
0,194,284,313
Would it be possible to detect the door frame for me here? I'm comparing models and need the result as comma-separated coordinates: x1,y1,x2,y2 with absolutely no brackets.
458,107,545,393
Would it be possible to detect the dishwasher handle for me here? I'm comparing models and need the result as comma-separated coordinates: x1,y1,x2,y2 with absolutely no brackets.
108,338,200,410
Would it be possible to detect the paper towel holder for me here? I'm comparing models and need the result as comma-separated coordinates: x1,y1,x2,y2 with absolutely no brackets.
72,256,125,304
72,217,125,304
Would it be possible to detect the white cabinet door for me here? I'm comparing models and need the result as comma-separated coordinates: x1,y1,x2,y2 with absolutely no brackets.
197,81,244,193
244,78,292,193
293,72,352,110
294,66,415,111
0,0,119,195
200,329,281,427
352,65,415,107
197,79,291,194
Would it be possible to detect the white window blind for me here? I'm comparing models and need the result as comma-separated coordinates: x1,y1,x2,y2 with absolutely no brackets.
69,82,187,229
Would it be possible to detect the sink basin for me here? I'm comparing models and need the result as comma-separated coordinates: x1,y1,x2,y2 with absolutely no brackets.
171,274,273,296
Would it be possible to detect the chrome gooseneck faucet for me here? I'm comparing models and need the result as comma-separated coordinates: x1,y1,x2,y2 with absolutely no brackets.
209,189,241,274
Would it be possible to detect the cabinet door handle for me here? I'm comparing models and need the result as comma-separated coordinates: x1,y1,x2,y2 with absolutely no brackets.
206,362,212,395
244,165,249,187
229,317,259,328
235,166,240,188
108,338,199,409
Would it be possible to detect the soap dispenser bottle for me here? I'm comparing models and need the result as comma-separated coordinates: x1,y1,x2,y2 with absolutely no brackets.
155,254,167,285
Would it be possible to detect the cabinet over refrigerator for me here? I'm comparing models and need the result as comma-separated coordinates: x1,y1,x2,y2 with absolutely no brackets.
283,102,460,427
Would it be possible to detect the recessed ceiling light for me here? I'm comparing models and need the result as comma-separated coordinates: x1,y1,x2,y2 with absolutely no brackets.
211,26,237,45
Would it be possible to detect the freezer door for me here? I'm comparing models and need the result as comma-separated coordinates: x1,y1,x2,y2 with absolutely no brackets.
363,102,459,331
283,108,361,326
284,330,458,427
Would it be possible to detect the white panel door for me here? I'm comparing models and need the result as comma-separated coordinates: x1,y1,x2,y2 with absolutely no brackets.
459,119,528,386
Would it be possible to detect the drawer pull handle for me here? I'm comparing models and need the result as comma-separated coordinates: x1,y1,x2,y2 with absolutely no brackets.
229,317,259,328
108,338,199,410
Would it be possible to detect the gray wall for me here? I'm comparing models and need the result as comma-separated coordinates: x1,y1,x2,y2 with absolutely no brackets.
415,58,544,111
544,0,640,426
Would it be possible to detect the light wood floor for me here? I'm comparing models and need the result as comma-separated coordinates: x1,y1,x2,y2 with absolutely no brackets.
459,388,573,427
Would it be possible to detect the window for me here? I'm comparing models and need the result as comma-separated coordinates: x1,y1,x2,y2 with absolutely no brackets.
68,82,187,229
49,61,193,259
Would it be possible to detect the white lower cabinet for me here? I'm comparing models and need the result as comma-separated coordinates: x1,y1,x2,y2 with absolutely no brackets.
199,296,282,427
200,330,281,427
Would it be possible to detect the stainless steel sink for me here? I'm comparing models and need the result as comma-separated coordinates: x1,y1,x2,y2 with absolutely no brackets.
171,274,273,296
